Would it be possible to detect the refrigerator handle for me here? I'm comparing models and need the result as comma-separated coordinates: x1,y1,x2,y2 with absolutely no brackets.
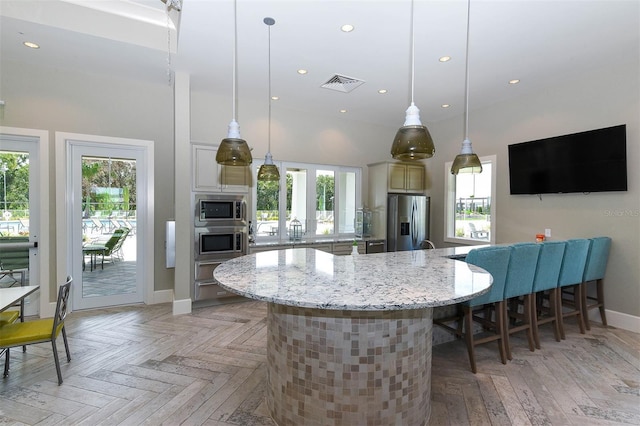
411,200,418,247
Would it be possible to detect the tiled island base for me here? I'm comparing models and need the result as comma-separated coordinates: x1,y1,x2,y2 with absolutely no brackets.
267,303,433,426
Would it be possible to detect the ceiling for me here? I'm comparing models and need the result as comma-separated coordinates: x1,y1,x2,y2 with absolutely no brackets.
1,0,639,128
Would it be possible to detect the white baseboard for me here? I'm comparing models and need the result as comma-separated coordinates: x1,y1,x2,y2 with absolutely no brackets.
173,298,192,315
589,309,640,334
151,289,174,305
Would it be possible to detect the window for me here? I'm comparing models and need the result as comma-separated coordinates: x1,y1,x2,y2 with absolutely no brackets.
444,155,496,244
252,160,361,241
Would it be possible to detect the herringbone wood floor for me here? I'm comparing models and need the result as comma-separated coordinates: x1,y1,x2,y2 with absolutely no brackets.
1,300,638,425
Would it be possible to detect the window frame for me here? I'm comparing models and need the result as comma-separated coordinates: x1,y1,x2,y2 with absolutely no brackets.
251,159,362,242
444,154,496,245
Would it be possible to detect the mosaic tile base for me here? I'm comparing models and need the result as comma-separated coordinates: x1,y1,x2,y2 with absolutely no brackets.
267,303,433,426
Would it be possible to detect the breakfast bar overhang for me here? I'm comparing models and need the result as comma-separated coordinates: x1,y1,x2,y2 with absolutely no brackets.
214,248,492,425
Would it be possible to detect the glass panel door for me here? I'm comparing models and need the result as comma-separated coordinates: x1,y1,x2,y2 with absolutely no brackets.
255,164,280,239
0,136,39,315
286,168,307,240
316,170,334,236
81,156,137,298
72,144,144,310
338,170,357,234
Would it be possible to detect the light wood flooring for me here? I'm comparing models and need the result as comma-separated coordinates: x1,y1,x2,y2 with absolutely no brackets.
0,300,638,425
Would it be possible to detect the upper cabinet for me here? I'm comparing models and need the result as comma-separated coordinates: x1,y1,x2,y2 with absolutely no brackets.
388,162,425,193
371,162,425,194
192,143,251,193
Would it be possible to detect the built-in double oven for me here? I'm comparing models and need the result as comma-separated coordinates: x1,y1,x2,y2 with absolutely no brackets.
193,193,248,302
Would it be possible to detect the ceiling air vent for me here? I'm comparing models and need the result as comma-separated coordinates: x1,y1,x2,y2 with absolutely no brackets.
321,74,365,93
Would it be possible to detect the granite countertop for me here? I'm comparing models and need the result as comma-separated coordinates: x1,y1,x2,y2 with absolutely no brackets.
214,248,492,311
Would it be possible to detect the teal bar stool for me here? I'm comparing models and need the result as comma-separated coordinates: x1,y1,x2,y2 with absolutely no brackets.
558,238,591,339
531,241,566,348
442,246,511,374
503,242,541,360
581,236,612,329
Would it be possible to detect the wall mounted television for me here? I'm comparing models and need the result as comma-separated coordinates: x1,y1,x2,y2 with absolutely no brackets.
508,124,627,195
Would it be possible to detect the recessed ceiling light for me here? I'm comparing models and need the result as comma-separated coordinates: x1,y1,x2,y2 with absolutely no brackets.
341,24,354,32
509,79,520,85
339,109,347,113
271,96,279,100
297,69,308,75
439,56,451,62
378,89,387,94
441,104,450,108
23,41,39,49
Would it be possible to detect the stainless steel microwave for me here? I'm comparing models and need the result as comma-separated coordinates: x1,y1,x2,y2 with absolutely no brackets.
195,194,246,226
195,226,247,258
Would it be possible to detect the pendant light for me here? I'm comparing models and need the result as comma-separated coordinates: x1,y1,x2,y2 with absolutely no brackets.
451,0,482,175
390,0,435,161
216,0,253,166
257,17,280,182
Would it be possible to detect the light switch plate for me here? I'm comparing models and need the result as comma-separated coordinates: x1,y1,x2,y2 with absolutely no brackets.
544,228,551,238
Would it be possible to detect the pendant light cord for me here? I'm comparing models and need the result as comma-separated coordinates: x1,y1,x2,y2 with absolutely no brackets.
464,0,471,139
410,0,415,104
267,21,272,153
232,0,238,122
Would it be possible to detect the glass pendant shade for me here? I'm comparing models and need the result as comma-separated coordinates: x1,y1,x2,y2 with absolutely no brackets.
216,120,252,166
258,153,280,181
391,125,435,161
391,102,435,160
451,138,482,174
216,137,252,166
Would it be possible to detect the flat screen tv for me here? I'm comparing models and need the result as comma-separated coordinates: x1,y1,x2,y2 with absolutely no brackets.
508,124,627,195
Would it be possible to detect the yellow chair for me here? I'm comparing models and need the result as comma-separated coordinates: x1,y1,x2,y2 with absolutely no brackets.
0,276,72,385
0,311,20,325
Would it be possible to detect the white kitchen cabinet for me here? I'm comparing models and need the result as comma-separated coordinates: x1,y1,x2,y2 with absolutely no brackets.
192,143,251,193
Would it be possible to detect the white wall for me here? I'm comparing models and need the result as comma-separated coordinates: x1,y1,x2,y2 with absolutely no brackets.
426,60,640,320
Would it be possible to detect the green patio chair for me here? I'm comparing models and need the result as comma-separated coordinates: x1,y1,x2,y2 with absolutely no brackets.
83,228,130,271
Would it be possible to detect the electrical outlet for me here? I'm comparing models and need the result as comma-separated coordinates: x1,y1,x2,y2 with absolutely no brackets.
544,228,551,238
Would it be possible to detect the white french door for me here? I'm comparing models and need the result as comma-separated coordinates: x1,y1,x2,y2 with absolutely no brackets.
69,141,148,310
0,134,40,315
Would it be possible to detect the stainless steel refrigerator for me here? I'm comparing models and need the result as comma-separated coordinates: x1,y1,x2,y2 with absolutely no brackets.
387,194,430,251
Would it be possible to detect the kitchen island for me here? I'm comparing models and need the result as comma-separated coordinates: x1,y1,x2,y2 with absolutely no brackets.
214,248,492,425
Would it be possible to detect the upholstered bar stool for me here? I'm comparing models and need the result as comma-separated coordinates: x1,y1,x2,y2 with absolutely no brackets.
557,238,591,339
503,242,541,360
434,246,512,373
531,241,566,348
581,236,612,329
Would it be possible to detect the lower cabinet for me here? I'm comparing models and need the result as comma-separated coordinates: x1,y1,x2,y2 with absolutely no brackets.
294,244,333,253
249,242,366,255
194,282,236,301
332,242,365,255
